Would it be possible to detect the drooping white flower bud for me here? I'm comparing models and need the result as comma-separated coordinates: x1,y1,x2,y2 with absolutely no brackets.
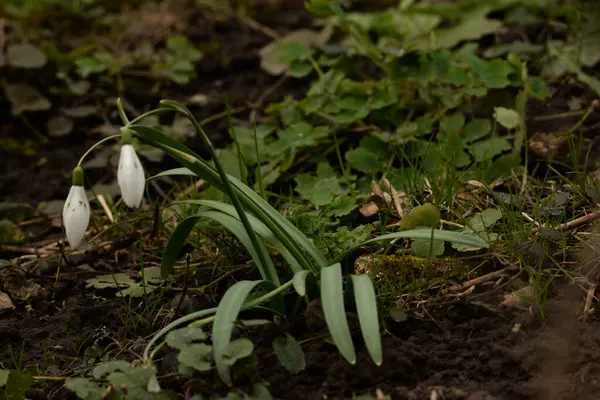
62,166,90,249
117,129,145,208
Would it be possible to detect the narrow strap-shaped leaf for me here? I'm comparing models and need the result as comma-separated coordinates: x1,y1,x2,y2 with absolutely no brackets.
160,216,201,279
228,175,329,268
201,210,280,286
292,270,310,296
213,280,263,386
129,125,224,189
351,275,382,366
331,228,488,264
321,263,356,364
146,167,197,182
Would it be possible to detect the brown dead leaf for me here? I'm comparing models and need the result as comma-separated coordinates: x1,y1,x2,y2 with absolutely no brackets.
502,285,535,308
0,291,15,313
528,132,569,161
360,202,380,217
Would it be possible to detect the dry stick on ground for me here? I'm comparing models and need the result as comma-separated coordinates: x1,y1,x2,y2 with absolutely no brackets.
382,177,405,217
447,268,509,292
522,208,600,232
583,282,596,322
560,209,600,231
96,194,114,223
236,9,279,40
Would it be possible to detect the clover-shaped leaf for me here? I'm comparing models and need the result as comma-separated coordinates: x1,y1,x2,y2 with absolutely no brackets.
166,327,207,350
178,343,214,372
3,83,51,115
221,338,254,366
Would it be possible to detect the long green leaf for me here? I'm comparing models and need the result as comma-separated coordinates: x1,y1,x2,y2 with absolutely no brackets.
366,228,487,247
351,275,381,366
146,167,197,182
129,125,224,190
321,263,356,364
228,174,329,268
292,270,309,296
160,216,201,279
213,280,263,386
201,210,280,286
331,228,488,264
172,200,303,274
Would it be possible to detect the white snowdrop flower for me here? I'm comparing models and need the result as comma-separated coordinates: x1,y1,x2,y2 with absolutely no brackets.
117,144,146,208
62,167,90,249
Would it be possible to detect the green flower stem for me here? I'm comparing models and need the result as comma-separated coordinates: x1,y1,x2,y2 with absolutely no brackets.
144,279,294,361
116,98,131,126
77,134,122,167
128,108,170,126
116,98,171,129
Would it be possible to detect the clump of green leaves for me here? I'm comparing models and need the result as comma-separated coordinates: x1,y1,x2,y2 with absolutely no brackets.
165,326,254,376
85,267,162,297
65,361,177,400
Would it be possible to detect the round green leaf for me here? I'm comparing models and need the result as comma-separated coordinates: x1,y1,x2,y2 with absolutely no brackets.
493,107,521,129
6,44,47,68
165,327,207,350
3,83,51,115
47,116,74,137
273,334,306,374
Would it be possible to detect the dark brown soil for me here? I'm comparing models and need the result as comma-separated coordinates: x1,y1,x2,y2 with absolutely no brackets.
3,267,600,400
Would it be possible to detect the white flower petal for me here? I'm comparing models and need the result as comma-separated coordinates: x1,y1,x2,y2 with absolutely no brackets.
117,144,146,208
62,185,90,248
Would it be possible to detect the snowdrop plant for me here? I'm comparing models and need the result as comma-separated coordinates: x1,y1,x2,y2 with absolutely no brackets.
106,99,487,388
62,166,90,248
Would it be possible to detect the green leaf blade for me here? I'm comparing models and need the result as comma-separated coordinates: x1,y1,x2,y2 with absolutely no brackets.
292,270,310,296
321,263,356,364
213,280,263,386
351,274,382,366
273,334,306,374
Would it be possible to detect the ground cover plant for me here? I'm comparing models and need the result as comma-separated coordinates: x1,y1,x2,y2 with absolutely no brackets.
2,0,600,399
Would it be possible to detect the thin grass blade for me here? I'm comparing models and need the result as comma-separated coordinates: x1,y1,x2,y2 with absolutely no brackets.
351,274,382,366
321,263,356,364
213,280,263,386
